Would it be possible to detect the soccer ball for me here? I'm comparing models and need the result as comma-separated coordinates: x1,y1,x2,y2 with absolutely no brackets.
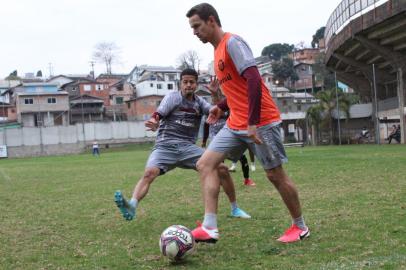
159,225,195,261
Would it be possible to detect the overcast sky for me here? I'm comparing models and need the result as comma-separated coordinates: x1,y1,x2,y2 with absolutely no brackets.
0,0,339,79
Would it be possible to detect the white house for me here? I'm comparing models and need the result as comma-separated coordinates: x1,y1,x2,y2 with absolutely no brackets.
127,66,181,98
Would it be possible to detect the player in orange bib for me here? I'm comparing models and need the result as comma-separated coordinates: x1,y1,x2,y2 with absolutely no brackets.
186,3,309,243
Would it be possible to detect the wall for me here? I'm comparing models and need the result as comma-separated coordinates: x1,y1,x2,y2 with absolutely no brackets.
0,120,156,158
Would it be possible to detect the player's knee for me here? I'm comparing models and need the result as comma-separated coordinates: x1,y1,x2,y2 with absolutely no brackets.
216,164,229,178
196,159,210,174
266,166,284,186
143,168,159,183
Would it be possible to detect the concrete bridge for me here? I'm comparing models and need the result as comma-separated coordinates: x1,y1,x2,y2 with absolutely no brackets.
325,0,406,143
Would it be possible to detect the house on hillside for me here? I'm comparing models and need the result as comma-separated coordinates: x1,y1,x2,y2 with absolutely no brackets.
126,95,163,121
96,74,131,121
69,94,104,123
47,74,93,87
128,65,181,98
123,66,181,120
12,83,69,126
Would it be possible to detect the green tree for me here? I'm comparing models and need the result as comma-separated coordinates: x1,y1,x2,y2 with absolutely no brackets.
311,27,325,48
271,57,298,85
306,105,323,144
312,52,335,90
316,89,352,144
5,70,21,81
261,43,294,61
36,70,43,77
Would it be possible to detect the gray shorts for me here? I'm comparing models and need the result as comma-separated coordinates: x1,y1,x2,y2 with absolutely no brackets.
146,143,204,175
207,122,288,170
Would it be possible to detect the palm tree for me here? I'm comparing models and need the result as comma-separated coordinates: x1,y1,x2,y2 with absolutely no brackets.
308,89,351,144
306,105,323,144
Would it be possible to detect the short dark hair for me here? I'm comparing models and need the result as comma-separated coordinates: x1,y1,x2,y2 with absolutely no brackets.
180,68,198,81
186,3,222,27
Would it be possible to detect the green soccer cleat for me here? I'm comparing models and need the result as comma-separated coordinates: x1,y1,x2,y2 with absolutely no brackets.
114,190,136,221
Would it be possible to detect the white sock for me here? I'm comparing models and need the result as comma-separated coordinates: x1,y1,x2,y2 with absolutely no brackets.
129,198,138,209
203,213,217,229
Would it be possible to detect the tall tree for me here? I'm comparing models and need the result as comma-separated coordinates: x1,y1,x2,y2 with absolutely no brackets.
271,57,298,85
36,70,43,77
92,42,121,74
306,105,323,144
312,52,335,90
315,89,352,143
177,50,201,71
261,43,294,61
5,70,21,81
311,27,326,48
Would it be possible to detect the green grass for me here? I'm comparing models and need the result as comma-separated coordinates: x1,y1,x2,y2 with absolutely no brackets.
0,145,405,269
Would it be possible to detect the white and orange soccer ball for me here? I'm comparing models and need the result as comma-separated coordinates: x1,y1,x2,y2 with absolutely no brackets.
159,225,195,261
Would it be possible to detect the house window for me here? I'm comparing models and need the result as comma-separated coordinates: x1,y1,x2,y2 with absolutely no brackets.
167,84,173,90
47,97,56,104
84,85,91,91
127,102,131,109
282,100,287,106
157,84,162,89
297,105,301,111
96,84,104,91
150,83,154,87
24,98,34,104
168,74,175,80
72,87,77,91
116,97,124,104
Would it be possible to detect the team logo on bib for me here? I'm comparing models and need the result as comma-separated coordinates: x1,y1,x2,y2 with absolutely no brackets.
218,60,225,71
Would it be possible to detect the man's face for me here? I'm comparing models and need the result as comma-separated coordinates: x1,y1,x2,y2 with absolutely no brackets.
189,14,213,44
180,75,197,98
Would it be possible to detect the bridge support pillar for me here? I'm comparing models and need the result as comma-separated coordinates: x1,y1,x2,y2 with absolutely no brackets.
398,67,405,144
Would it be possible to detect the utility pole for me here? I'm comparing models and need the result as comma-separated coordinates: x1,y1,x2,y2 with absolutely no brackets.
372,64,380,144
89,61,95,79
48,63,54,78
334,72,342,145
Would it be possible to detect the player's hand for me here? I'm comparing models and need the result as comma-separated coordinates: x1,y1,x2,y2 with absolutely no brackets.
145,115,159,131
247,125,262,144
205,77,219,95
206,106,223,124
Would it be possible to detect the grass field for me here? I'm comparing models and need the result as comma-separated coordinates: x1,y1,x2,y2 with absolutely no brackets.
0,144,405,270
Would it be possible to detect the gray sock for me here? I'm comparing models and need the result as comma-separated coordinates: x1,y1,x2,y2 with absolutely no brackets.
293,216,307,230
231,202,238,211
129,198,138,209
203,213,217,228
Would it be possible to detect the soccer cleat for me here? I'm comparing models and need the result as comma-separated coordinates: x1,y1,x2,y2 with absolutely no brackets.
192,222,219,243
250,164,256,172
244,178,256,186
277,224,310,243
231,207,251,219
228,163,236,172
114,190,136,221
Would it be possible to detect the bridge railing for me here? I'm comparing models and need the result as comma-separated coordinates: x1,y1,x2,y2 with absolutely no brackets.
325,0,389,49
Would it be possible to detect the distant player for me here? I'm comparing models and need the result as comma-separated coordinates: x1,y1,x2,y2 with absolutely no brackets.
114,68,251,221
201,78,256,187
187,3,309,243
